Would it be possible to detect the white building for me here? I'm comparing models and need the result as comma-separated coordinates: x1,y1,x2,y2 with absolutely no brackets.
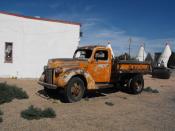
0,12,81,78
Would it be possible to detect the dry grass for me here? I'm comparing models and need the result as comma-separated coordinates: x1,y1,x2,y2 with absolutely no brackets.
105,101,114,106
0,75,175,130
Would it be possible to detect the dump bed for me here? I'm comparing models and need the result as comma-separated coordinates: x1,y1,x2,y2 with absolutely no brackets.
116,60,151,74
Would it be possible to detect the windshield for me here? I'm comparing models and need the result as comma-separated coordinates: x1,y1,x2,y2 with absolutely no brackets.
73,49,92,59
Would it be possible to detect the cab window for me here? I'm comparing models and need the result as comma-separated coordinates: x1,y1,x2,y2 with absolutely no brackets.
94,50,108,61
74,49,92,59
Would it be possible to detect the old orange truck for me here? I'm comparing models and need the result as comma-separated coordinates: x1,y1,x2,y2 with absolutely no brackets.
38,45,151,102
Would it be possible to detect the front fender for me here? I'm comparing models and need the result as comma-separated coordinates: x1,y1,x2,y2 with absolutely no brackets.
56,68,96,90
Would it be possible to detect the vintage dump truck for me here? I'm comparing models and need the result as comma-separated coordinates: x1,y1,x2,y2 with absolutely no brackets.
38,45,151,102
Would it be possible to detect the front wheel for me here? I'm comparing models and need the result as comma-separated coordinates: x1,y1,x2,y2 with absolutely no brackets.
128,75,144,94
64,77,85,103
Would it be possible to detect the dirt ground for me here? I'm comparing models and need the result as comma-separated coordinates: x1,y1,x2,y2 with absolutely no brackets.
0,73,175,131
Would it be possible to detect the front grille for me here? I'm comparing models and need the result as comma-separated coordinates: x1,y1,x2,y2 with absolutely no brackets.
45,69,53,84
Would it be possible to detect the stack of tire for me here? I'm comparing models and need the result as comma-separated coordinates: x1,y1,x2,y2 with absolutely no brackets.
152,67,171,79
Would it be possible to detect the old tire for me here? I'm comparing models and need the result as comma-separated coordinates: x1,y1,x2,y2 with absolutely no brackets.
128,75,144,94
64,77,85,103
152,67,171,79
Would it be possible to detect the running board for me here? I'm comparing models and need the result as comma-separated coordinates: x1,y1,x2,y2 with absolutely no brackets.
95,83,114,89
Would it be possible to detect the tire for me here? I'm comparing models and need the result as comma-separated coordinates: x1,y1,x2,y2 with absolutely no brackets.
64,77,85,103
152,67,171,79
128,75,144,94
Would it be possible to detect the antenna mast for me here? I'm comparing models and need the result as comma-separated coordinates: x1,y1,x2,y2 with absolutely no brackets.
128,37,132,59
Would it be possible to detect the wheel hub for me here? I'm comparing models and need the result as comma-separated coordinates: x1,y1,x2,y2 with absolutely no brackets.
133,81,142,91
71,83,81,97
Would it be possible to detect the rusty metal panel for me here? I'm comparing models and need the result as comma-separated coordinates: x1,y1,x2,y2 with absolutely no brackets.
117,62,151,74
86,47,112,83
54,68,96,90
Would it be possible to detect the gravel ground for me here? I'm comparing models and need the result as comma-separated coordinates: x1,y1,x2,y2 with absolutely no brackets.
0,75,175,131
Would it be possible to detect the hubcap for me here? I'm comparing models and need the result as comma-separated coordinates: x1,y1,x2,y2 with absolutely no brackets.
71,82,81,97
133,81,142,91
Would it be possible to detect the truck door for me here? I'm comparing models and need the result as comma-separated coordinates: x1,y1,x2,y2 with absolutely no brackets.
88,49,111,83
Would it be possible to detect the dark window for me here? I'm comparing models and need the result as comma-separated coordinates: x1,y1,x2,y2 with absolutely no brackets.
74,49,92,59
5,42,13,63
94,50,108,60
80,32,83,37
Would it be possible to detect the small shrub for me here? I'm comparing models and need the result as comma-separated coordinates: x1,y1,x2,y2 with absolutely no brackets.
21,105,56,120
105,101,114,106
42,108,56,118
0,82,29,104
0,117,2,123
0,110,3,116
143,87,159,93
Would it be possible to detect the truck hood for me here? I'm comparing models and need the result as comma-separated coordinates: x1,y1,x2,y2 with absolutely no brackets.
47,58,86,69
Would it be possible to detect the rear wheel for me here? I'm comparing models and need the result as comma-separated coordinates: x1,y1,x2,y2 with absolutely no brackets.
64,77,85,103
128,75,144,94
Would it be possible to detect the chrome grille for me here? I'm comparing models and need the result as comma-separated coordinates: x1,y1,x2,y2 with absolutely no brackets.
45,69,53,84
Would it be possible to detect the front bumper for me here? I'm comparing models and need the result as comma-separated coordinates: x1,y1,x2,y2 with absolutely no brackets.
38,81,57,89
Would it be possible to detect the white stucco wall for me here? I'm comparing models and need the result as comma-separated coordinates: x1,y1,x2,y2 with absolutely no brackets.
0,13,80,78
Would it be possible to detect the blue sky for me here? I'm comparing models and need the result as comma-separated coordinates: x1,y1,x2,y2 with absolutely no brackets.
0,0,175,56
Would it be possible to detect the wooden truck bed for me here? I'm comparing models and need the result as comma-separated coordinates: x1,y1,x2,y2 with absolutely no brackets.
116,60,151,74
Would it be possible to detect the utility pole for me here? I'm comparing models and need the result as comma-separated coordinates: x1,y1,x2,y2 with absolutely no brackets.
128,37,132,59
142,42,145,61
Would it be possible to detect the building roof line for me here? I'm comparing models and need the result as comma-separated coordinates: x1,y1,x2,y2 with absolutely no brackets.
0,11,81,26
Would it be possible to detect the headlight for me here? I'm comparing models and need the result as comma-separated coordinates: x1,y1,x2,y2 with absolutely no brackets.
55,68,63,74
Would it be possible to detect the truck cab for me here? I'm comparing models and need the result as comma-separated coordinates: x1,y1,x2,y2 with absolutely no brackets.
73,46,112,83
38,45,150,102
